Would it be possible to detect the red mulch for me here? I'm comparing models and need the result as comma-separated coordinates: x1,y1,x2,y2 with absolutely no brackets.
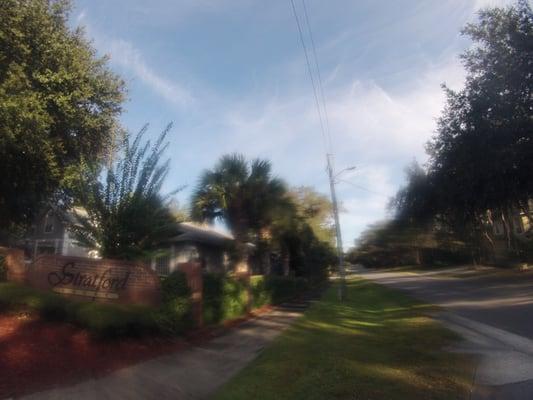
0,305,275,399
0,312,186,399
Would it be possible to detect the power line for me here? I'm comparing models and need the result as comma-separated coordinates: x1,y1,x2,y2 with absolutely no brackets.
289,0,329,153
301,0,333,153
338,179,391,198
290,0,346,300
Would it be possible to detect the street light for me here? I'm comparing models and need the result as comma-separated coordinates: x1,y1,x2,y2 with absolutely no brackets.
334,166,356,182
326,156,355,301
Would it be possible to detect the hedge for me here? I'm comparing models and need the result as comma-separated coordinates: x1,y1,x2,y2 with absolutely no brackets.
0,255,6,282
0,282,158,338
155,271,193,335
202,273,248,326
0,272,313,337
202,274,311,325
250,275,309,309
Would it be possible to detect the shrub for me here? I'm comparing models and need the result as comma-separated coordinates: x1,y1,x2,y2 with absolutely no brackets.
0,255,6,282
266,276,308,304
74,302,157,338
156,271,193,335
202,273,247,325
0,282,158,338
250,275,309,308
250,275,271,308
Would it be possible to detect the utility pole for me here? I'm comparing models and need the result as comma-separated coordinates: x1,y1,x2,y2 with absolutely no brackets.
326,153,346,301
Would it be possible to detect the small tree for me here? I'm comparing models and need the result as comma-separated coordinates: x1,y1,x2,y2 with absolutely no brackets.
71,124,180,260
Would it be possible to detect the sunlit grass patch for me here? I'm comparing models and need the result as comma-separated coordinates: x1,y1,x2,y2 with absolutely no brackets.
214,278,473,400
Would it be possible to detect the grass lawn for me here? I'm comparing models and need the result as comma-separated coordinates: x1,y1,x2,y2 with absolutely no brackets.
214,278,474,400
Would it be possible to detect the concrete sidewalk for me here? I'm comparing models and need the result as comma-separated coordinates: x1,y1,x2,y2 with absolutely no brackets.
20,304,306,400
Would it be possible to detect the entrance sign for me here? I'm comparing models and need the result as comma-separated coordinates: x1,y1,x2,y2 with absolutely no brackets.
29,255,160,306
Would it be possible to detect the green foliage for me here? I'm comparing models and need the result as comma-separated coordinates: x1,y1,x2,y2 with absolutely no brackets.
202,273,248,325
0,0,125,234
387,1,533,263
74,302,156,339
287,186,335,245
214,279,473,400
348,221,470,268
250,275,309,309
250,275,271,308
0,256,6,282
266,276,308,304
0,282,157,338
155,271,193,335
192,154,288,265
71,124,180,260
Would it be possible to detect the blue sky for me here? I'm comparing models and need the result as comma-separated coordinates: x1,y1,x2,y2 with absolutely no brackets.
72,0,514,249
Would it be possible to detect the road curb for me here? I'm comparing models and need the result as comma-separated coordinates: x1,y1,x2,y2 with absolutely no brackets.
438,312,533,357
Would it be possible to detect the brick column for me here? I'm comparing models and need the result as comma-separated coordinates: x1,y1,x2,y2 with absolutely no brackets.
0,247,27,283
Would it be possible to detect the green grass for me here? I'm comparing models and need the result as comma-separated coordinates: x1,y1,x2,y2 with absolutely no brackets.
214,278,473,400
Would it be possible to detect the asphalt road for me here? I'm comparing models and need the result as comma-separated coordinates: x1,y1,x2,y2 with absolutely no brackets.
354,266,533,340
354,265,533,399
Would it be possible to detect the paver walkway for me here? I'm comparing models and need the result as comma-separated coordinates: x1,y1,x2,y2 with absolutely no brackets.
20,304,306,400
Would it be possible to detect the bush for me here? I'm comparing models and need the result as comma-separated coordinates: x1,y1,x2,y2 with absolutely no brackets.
250,275,271,308
266,276,308,304
0,282,158,338
74,302,156,338
156,271,193,335
250,275,309,308
202,273,248,325
0,255,6,282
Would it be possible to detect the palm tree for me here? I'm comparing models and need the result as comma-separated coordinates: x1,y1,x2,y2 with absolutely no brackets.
71,124,181,260
191,154,287,272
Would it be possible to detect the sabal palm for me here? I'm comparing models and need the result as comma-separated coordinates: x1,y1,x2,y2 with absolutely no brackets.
192,153,287,250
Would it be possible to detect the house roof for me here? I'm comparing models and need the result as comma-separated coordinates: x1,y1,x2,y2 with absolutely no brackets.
168,222,234,247
43,204,248,249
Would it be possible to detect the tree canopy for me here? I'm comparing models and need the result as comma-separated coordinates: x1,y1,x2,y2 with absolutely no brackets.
0,0,125,235
191,153,287,245
356,1,533,267
387,1,533,261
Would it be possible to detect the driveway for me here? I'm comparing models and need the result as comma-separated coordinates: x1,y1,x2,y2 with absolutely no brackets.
354,265,533,400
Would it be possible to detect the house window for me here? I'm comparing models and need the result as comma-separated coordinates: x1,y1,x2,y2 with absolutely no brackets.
44,211,54,233
154,255,170,276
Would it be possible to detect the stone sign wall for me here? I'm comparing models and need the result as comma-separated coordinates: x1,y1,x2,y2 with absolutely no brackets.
27,255,161,306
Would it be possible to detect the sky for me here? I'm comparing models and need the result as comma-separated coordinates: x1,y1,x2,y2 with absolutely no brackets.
71,0,515,249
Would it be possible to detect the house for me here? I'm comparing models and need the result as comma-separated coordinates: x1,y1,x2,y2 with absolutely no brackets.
25,205,96,260
25,206,235,275
151,222,234,276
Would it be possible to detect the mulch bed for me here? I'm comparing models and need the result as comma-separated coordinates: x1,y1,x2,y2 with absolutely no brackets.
0,305,275,399
0,312,186,399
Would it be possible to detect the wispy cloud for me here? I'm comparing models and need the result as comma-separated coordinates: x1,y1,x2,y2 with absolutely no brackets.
107,39,194,107
74,11,194,108
203,55,466,245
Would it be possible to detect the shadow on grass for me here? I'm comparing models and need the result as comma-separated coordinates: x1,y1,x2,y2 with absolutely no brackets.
214,278,474,400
